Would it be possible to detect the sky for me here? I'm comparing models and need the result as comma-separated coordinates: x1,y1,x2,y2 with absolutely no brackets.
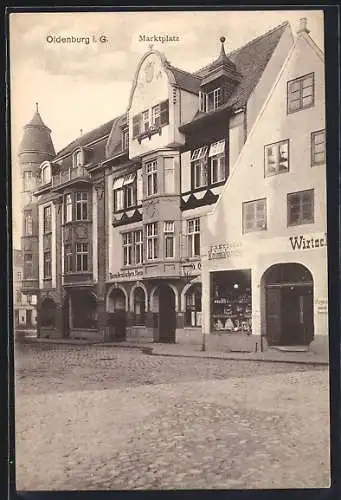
9,9,324,248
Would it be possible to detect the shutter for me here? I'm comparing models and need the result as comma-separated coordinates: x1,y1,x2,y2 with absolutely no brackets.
160,100,169,126
132,114,141,138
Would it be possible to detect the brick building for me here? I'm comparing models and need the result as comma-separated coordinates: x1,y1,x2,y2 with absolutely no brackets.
18,19,327,353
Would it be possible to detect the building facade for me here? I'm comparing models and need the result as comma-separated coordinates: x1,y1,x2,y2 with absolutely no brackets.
13,249,37,331
18,19,327,354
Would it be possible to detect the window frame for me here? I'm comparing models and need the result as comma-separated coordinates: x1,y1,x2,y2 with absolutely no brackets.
151,104,161,128
134,230,143,265
65,194,73,223
146,222,158,260
287,73,315,114
146,160,158,197
43,250,52,279
24,210,33,236
23,171,33,192
191,146,208,190
75,192,88,221
287,189,314,227
264,139,290,177
73,149,83,168
164,221,175,259
75,242,89,272
242,198,267,233
41,164,51,184
122,232,133,266
43,205,52,234
187,218,200,258
64,244,73,273
311,129,325,166
122,128,129,150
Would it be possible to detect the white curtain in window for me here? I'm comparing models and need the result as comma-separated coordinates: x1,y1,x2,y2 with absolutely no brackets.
113,177,125,190
123,173,136,186
209,140,225,157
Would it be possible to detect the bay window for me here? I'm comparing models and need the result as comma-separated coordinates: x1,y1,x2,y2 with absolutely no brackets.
75,192,88,221
146,161,158,196
65,194,73,222
76,243,88,272
64,244,73,273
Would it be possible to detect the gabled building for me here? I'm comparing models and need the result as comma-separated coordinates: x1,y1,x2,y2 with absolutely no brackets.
18,19,326,353
201,18,327,355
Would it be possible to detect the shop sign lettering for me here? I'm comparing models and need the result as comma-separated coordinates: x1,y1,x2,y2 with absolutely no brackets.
208,242,243,260
108,269,143,280
289,233,327,251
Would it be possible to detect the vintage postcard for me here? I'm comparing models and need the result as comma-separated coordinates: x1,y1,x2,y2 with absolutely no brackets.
9,9,330,490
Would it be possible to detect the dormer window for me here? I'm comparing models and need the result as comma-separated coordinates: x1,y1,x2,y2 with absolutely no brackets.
41,163,51,184
199,88,223,112
132,100,169,140
73,150,83,168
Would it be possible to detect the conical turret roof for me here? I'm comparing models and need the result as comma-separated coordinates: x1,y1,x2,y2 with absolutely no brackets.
18,103,55,157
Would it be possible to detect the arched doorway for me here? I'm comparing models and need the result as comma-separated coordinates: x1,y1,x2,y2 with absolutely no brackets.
107,287,127,340
133,287,146,326
156,284,176,343
40,298,56,328
262,263,314,346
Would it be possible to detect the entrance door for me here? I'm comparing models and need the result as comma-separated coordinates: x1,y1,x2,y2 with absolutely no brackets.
280,287,314,345
158,285,176,343
265,287,281,346
26,309,32,328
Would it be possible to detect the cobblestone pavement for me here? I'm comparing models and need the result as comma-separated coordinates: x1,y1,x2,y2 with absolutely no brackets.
15,343,330,490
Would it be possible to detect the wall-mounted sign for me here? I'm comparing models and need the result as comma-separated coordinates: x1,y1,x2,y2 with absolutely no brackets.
108,269,143,281
315,298,328,314
289,233,327,251
208,242,243,260
181,261,201,275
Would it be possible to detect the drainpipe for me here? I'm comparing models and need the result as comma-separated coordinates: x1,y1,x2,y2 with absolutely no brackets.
243,105,248,143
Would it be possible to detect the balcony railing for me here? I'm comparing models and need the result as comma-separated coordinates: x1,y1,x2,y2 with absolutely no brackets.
52,166,90,188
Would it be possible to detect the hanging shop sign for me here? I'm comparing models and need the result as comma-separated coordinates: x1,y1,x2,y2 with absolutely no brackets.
289,233,327,251
108,269,143,281
208,242,243,260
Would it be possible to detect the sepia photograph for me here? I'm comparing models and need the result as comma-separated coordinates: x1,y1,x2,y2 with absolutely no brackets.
9,9,330,491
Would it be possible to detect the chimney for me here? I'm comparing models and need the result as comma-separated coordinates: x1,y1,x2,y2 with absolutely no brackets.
80,128,83,136
297,17,310,35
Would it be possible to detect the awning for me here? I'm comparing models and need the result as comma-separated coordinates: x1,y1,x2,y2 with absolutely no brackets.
113,177,124,190
209,140,225,157
191,146,208,161
123,173,136,186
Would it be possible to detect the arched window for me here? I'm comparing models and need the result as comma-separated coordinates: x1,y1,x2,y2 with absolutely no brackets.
73,150,83,168
41,164,51,184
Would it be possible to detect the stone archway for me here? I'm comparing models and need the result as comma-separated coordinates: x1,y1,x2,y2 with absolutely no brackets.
261,263,314,346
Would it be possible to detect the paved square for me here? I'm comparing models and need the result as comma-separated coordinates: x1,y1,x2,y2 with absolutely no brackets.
15,343,330,490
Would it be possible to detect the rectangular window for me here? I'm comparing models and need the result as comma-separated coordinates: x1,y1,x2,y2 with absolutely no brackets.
243,199,267,233
142,110,150,132
75,192,88,221
43,251,51,278
75,243,88,272
287,73,314,113
24,210,33,236
23,171,33,192
43,206,52,233
134,230,143,265
152,104,161,128
65,194,73,222
122,129,129,150
200,88,223,112
17,272,22,281
287,189,314,226
264,140,289,177
24,253,33,279
160,100,169,126
209,140,226,184
164,157,175,193
146,222,158,260
132,114,141,138
164,221,175,258
191,146,208,189
187,219,200,257
73,150,82,168
64,244,73,273
146,160,158,196
123,232,133,266
311,130,325,165
113,175,137,211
